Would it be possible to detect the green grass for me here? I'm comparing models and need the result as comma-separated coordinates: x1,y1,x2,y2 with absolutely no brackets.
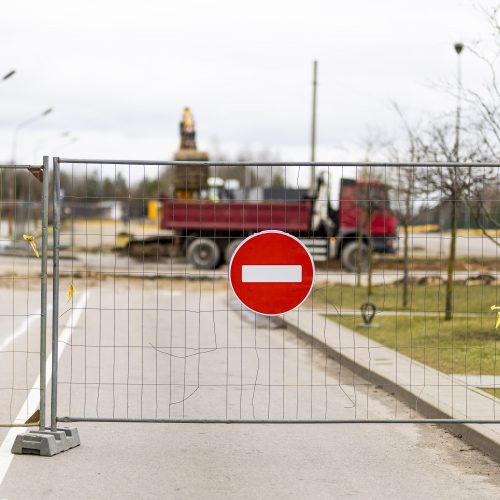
314,283,500,314
319,284,500,376
332,313,500,375
482,388,500,399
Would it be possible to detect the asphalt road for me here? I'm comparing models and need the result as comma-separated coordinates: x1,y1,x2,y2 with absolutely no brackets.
406,232,500,259
0,280,500,499
3,229,500,288
0,288,41,430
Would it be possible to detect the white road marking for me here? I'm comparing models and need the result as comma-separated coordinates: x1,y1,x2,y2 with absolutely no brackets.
0,292,89,486
0,310,42,352
242,265,302,283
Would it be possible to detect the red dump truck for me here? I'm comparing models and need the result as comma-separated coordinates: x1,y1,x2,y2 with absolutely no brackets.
128,175,399,271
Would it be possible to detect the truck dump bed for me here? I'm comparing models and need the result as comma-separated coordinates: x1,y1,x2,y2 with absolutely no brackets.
161,200,312,233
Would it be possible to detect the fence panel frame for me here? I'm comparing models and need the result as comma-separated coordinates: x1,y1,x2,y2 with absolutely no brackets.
0,158,49,430
50,158,500,426
50,157,60,431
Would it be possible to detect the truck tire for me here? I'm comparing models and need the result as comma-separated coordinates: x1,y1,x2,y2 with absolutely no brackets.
187,238,221,269
341,241,369,272
224,239,244,264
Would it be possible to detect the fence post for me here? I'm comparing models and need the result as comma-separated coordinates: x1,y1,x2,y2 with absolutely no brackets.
51,157,61,432
39,156,49,430
11,158,79,456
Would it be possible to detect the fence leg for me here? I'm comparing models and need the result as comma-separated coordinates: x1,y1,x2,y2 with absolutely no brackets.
39,155,49,430
12,157,80,456
51,156,60,433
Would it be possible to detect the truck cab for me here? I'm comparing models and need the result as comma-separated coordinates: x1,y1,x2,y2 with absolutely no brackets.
330,178,399,271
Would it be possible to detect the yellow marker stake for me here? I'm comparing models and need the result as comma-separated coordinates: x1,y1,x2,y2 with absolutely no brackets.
22,234,40,258
67,283,76,303
491,305,500,329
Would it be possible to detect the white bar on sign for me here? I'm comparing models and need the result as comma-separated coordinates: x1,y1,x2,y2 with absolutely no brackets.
242,265,302,283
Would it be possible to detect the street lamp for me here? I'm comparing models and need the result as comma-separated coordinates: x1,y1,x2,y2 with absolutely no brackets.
454,43,464,162
2,69,15,82
32,130,76,163
11,107,53,163
62,136,78,150
9,107,53,237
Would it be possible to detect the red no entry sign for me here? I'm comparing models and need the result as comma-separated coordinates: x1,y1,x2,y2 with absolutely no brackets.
229,230,315,315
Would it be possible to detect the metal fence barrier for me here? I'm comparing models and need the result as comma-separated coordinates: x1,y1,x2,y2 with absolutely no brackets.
0,159,48,430
45,158,500,426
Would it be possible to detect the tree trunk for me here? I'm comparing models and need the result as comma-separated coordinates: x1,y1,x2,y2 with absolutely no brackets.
403,190,410,308
367,236,373,296
445,198,457,321
356,236,361,287
367,210,373,297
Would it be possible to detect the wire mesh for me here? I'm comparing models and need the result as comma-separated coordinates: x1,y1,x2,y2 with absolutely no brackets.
52,159,500,423
0,162,47,429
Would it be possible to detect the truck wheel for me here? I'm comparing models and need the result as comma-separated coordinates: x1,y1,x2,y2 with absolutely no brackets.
341,241,369,272
224,239,244,264
187,238,221,269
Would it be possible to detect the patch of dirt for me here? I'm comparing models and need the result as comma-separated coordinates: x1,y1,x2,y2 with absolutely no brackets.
415,425,500,486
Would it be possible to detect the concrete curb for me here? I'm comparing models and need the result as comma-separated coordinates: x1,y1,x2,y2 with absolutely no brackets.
283,309,500,462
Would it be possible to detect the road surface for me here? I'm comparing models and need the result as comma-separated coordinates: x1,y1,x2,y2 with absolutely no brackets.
0,279,500,498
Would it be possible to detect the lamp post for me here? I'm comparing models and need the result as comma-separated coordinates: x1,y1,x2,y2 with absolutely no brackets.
9,107,53,237
445,43,464,321
453,43,463,162
11,108,53,163
2,69,16,82
60,135,78,150
33,130,76,163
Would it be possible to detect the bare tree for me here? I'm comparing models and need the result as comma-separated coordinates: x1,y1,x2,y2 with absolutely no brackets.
413,119,495,321
359,132,397,296
389,103,424,308
463,5,500,161
422,7,499,319
381,108,495,318
457,6,500,244
386,7,498,320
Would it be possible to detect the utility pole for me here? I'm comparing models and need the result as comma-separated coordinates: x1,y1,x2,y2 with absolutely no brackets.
310,60,318,191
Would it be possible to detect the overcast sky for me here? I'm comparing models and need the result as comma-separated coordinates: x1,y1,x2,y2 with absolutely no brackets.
0,0,497,165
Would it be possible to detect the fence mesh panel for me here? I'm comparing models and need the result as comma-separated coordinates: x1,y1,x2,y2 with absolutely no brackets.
0,163,46,428
53,160,500,423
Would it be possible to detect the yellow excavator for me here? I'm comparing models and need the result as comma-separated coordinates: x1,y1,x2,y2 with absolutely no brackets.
173,107,209,199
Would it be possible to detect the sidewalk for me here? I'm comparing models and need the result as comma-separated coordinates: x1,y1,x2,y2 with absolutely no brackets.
283,308,500,460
